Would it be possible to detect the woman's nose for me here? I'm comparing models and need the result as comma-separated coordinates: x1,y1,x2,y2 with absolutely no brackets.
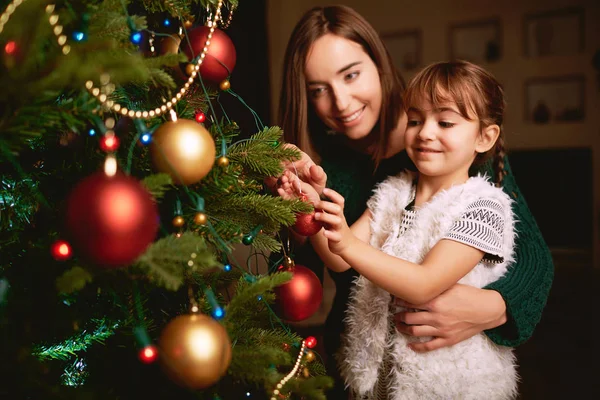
332,86,350,112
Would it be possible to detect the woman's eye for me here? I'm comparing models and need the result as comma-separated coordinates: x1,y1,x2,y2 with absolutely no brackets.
345,71,360,81
439,121,455,128
310,87,327,97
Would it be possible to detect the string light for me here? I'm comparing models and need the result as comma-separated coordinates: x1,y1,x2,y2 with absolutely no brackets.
130,31,142,45
140,133,152,145
51,239,72,261
4,40,16,54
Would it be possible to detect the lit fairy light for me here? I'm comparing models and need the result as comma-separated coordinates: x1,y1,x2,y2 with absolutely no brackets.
104,155,117,176
169,109,178,122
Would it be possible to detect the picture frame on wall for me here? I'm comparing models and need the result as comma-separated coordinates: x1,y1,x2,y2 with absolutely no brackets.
449,18,502,63
525,76,585,124
524,7,585,57
380,29,422,72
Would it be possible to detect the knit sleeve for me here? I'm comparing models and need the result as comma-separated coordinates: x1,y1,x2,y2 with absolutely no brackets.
443,198,506,263
481,156,554,347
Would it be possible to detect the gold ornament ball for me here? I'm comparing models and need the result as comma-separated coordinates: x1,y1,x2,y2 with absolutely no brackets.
159,313,232,389
185,63,196,76
217,156,230,168
172,215,185,227
219,79,231,91
150,119,216,185
183,20,194,29
305,350,315,362
194,212,208,225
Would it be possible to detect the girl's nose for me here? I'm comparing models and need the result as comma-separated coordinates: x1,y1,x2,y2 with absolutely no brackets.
417,120,437,140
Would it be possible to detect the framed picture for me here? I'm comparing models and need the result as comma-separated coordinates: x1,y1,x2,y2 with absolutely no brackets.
524,8,585,57
449,18,502,63
381,30,421,71
525,76,585,123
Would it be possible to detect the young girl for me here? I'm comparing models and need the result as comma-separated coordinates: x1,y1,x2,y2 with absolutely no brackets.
280,60,519,399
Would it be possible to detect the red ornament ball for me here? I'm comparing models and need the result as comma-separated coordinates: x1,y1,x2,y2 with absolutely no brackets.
51,239,72,261
305,336,317,349
292,210,323,236
65,172,159,267
274,264,323,322
138,345,158,364
181,26,236,83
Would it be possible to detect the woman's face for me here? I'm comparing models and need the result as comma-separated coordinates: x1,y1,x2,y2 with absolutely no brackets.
304,34,382,141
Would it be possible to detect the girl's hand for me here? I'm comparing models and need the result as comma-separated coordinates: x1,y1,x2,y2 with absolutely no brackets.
314,188,354,255
264,144,327,195
276,170,321,206
393,284,507,352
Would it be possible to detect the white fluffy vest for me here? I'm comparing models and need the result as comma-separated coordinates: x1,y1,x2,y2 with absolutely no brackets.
340,171,518,400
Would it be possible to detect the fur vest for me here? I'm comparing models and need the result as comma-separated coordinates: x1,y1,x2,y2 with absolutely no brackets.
339,171,518,400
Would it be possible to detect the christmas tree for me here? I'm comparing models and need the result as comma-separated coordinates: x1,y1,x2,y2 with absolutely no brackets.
0,0,332,398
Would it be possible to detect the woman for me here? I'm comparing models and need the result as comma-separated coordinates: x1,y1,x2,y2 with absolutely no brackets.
275,5,553,398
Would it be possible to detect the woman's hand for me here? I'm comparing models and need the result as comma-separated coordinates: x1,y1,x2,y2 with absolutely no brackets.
394,284,507,352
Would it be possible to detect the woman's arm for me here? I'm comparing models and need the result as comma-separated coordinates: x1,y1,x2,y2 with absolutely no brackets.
483,156,554,346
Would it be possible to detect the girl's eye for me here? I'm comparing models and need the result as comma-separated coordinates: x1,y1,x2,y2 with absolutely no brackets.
439,121,455,128
407,120,422,127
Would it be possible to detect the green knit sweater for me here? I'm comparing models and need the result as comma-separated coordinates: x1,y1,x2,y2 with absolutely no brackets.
310,143,554,347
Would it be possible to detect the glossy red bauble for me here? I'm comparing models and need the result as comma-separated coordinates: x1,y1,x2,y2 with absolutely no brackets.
274,264,323,322
292,211,323,236
181,26,236,83
65,172,159,267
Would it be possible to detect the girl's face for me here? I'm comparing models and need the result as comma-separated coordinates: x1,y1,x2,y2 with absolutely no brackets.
405,98,482,180
304,34,382,141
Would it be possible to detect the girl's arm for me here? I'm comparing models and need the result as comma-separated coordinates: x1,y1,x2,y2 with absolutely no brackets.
317,188,486,305
309,208,371,273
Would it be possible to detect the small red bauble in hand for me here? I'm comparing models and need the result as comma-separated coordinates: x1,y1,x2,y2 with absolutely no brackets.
291,195,323,236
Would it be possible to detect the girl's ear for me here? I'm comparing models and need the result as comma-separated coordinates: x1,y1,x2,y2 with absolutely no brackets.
476,124,500,154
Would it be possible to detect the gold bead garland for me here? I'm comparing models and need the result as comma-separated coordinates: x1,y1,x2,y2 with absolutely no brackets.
0,0,25,35
270,340,306,400
84,0,224,120
218,6,235,29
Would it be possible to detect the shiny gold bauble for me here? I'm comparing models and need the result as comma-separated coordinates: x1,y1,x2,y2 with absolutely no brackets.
185,63,197,77
172,215,185,227
305,350,315,362
219,79,231,91
302,367,310,378
216,156,230,168
194,212,208,225
157,34,182,56
159,313,232,389
183,20,194,29
150,119,216,185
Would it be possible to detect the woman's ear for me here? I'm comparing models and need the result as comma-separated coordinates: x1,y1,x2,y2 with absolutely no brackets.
476,124,500,153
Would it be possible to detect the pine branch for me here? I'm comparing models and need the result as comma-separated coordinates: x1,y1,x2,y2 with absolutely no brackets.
56,267,94,295
33,319,117,361
134,232,221,290
225,272,291,327
140,173,173,200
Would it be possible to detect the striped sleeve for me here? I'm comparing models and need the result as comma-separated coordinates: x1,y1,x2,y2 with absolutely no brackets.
443,198,506,263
